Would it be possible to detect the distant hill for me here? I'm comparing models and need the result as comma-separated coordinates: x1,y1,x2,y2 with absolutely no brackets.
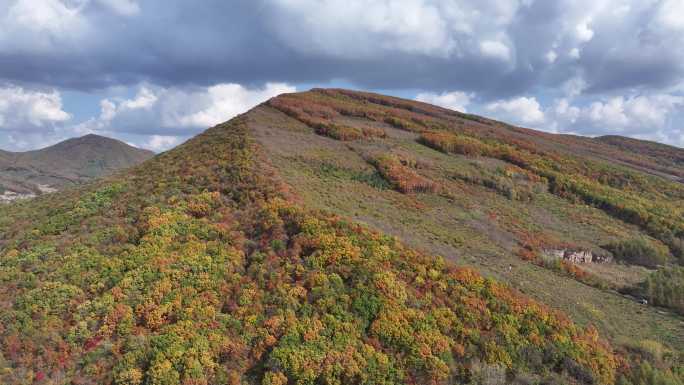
0,89,682,384
0,134,153,202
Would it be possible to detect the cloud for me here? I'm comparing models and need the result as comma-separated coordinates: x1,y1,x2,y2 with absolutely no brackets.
550,94,684,136
574,19,594,43
0,0,89,52
170,83,295,128
0,85,73,151
568,48,581,59
562,76,588,98
476,91,684,148
479,40,511,61
1,0,684,148
486,96,545,126
96,0,140,16
545,50,558,64
551,98,580,126
0,0,682,100
71,82,295,150
123,88,157,109
265,0,530,61
537,92,684,148
415,91,472,112
0,81,294,152
656,0,684,31
145,135,181,152
267,0,454,58
0,86,71,131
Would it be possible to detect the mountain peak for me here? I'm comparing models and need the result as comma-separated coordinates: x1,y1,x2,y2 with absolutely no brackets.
0,134,154,199
49,133,151,153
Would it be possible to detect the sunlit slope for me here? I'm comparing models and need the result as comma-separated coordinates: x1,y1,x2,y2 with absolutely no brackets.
1,89,682,385
252,89,684,347
0,113,621,385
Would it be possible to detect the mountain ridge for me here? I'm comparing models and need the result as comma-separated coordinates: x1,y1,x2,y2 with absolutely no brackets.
0,89,682,384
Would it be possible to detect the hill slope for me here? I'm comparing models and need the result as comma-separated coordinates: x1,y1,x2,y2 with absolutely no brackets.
0,134,153,201
257,89,684,325
595,135,684,181
0,89,682,385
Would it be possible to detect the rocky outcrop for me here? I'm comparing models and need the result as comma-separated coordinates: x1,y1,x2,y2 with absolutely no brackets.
0,190,36,203
542,248,612,264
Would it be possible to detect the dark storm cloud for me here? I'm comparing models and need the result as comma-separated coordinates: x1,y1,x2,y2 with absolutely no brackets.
1,1,292,89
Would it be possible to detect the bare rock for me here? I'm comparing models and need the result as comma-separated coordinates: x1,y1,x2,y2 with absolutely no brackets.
542,248,612,264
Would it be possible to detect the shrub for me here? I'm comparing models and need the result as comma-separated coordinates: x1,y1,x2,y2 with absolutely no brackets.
315,123,365,141
641,266,684,315
416,128,684,261
617,361,684,385
419,131,488,156
370,154,437,194
314,123,386,141
384,116,423,132
453,171,538,202
268,94,386,141
606,238,670,268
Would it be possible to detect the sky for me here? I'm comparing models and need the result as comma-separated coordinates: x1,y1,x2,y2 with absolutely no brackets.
1,0,683,152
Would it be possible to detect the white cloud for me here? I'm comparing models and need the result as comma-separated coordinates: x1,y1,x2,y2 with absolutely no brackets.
586,98,629,128
266,0,527,59
546,93,684,145
97,0,140,16
552,98,581,125
0,0,139,54
415,91,472,112
476,91,684,148
119,87,157,110
267,0,453,58
0,0,88,51
574,19,595,43
263,0,623,68
545,50,558,64
72,82,295,150
0,82,295,152
146,135,181,152
656,0,684,31
537,0,619,65
586,95,683,131
171,83,295,128
486,96,545,126
0,86,71,130
0,85,74,151
99,99,117,121
562,76,588,98
479,40,511,61
568,48,581,59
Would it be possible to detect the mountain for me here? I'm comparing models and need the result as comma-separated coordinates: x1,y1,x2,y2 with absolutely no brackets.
0,89,682,385
0,134,154,202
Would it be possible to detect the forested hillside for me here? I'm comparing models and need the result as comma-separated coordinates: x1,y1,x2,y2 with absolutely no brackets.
0,89,682,385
